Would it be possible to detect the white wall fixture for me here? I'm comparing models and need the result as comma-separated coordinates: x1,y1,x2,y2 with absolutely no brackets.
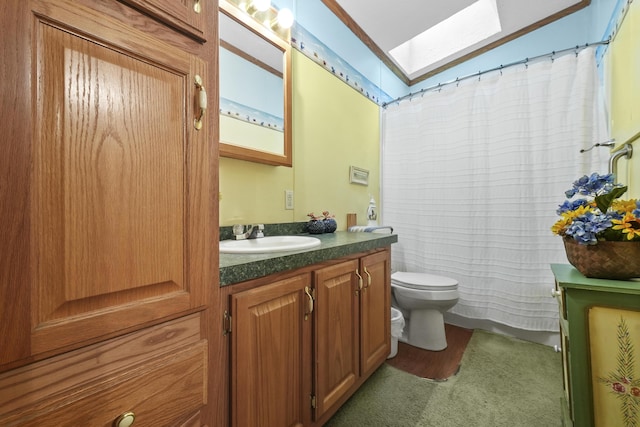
350,166,369,186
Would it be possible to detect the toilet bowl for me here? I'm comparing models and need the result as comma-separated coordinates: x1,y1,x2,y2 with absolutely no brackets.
391,271,459,351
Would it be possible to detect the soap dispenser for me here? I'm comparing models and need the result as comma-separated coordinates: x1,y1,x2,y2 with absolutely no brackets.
367,196,378,226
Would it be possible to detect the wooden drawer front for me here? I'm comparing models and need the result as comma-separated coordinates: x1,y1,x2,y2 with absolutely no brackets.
0,316,207,426
119,0,207,41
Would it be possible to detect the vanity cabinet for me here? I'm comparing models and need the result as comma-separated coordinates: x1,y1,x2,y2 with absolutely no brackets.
551,264,640,427
228,249,391,427
1,0,216,425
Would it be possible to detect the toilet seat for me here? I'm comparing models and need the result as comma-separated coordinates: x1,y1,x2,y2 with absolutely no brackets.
391,271,458,291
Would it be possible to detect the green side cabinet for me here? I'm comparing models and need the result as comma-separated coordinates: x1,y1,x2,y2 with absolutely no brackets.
551,264,640,427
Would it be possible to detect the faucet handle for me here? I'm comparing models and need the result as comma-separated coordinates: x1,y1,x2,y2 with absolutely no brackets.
232,224,245,235
244,224,265,239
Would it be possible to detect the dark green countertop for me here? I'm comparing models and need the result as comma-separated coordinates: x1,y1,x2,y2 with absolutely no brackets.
220,231,398,286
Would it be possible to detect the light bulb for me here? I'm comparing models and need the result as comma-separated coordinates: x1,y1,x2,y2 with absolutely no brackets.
275,8,294,29
252,0,270,12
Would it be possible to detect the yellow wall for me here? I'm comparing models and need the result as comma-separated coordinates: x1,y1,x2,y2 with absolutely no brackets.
219,50,380,229
606,0,640,197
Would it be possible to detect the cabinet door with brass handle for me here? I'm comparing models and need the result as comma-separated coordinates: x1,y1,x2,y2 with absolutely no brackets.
360,251,391,376
14,0,213,365
230,274,313,427
314,259,360,419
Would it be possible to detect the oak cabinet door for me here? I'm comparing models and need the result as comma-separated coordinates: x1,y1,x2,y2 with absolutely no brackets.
360,251,391,376
24,0,210,358
313,259,360,419
231,274,313,427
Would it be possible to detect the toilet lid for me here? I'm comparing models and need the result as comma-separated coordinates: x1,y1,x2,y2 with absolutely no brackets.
391,271,458,291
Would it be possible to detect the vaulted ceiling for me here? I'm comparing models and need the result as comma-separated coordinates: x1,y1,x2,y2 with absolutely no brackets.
322,0,590,85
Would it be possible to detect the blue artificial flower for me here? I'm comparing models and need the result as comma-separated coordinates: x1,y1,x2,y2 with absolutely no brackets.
556,199,590,215
565,173,617,198
565,211,613,245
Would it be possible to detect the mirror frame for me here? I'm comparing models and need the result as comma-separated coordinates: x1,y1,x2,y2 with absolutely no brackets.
219,0,292,167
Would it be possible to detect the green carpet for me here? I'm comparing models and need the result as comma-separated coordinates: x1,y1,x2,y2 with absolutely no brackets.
325,330,563,427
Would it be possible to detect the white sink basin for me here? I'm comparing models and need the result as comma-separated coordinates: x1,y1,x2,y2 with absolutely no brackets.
219,235,321,254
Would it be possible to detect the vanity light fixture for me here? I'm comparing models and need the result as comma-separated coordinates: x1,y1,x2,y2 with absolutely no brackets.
227,0,293,39
245,0,271,14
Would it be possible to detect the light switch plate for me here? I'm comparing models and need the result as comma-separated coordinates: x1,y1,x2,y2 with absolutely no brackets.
285,190,294,210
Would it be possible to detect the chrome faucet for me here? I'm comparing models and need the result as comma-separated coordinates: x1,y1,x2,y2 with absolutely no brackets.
232,224,264,240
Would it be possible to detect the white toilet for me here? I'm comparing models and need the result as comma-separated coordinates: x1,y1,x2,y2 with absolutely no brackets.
391,271,459,351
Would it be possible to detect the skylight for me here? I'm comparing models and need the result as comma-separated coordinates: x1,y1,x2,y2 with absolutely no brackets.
389,0,502,75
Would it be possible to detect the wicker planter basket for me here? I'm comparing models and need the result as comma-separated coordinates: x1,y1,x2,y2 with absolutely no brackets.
563,237,640,280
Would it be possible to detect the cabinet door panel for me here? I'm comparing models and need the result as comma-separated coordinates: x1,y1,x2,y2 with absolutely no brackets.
314,259,359,418
231,274,312,427
29,1,209,355
360,251,391,376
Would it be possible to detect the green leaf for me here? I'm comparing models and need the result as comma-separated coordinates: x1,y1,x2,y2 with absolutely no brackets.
595,186,628,212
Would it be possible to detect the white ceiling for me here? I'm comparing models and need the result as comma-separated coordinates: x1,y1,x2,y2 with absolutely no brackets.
325,0,589,84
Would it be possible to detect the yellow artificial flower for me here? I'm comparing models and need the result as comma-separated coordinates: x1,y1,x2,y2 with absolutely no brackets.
567,205,593,219
551,205,593,235
612,199,639,213
551,217,570,235
612,213,640,240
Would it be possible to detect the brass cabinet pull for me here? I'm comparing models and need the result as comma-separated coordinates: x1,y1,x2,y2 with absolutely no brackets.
193,74,207,130
193,0,201,13
363,267,372,290
114,411,135,427
355,269,363,295
304,286,314,320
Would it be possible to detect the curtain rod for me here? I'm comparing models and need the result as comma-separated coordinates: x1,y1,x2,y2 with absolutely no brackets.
382,40,610,108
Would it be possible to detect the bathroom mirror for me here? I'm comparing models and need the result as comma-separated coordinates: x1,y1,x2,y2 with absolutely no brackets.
219,0,292,166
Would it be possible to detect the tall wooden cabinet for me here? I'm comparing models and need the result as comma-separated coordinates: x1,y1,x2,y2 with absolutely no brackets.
0,0,217,425
228,249,391,427
552,264,640,427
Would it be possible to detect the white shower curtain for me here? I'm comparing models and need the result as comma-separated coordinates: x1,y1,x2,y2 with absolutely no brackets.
381,48,608,331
